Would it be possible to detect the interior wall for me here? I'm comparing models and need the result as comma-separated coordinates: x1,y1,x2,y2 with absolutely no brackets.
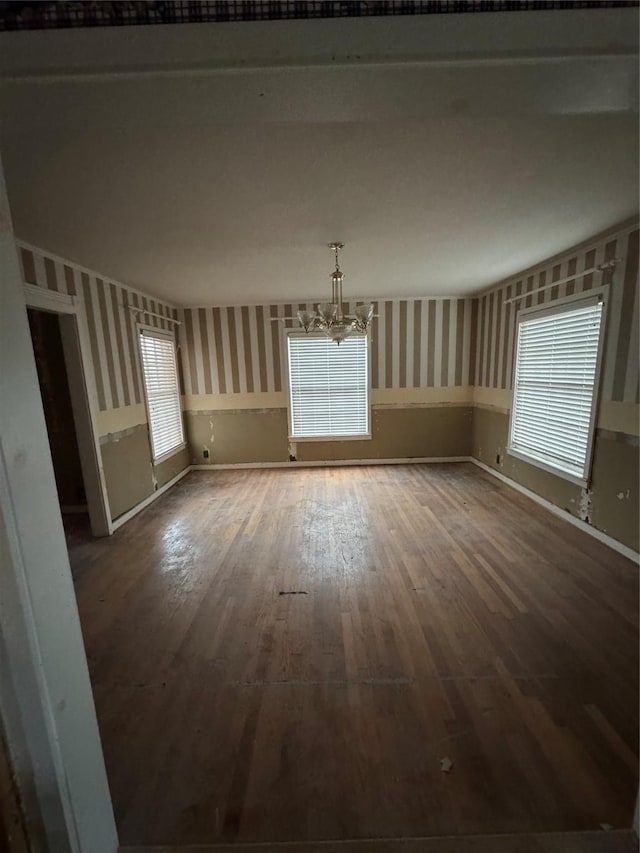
18,243,190,522
17,221,639,553
471,220,639,552
179,298,477,464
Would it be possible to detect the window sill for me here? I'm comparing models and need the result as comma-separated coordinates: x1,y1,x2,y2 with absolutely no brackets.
289,434,372,443
506,446,588,488
152,442,187,467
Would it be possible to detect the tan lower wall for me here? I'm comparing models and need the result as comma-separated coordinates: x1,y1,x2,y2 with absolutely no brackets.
185,409,289,465
472,406,639,553
297,406,472,461
590,431,640,552
100,423,190,521
101,425,154,520
184,405,472,466
155,447,191,488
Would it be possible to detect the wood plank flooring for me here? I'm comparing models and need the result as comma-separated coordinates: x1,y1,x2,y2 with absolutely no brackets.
68,464,639,848
120,829,639,853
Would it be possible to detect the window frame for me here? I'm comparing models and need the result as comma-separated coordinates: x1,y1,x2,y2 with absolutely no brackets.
284,329,372,442
507,287,608,488
137,323,186,464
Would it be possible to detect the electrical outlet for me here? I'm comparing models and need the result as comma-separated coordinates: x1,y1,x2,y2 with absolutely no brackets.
203,449,209,459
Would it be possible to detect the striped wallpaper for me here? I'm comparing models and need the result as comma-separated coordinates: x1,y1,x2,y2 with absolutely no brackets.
179,298,476,396
18,242,179,413
18,220,639,418
474,224,639,405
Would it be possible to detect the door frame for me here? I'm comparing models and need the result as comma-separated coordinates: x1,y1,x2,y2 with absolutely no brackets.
0,154,118,851
24,283,113,536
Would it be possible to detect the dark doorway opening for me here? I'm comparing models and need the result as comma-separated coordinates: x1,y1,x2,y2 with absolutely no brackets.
27,308,93,560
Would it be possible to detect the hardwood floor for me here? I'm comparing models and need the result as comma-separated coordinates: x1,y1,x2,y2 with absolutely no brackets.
69,464,639,848
120,829,639,853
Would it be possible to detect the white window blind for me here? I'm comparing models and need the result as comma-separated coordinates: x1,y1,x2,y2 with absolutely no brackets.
287,334,369,439
139,329,184,461
508,296,604,483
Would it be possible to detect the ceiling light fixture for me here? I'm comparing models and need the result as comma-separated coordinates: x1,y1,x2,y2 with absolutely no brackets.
296,243,374,345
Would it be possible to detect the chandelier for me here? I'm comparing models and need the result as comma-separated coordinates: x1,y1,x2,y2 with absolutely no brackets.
296,243,374,344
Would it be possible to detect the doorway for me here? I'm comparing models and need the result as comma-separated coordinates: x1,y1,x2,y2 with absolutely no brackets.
28,309,87,518
23,288,112,538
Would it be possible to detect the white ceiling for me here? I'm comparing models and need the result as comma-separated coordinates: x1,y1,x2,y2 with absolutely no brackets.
0,10,638,306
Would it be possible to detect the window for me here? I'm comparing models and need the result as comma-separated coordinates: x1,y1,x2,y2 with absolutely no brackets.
508,293,605,485
287,333,370,440
139,328,185,462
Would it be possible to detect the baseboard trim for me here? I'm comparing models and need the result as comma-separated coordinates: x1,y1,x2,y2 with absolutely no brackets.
190,456,470,471
110,467,191,532
470,458,639,564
